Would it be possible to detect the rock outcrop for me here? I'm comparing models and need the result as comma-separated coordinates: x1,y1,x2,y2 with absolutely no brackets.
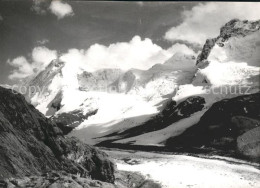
0,86,115,182
237,126,260,158
196,19,260,67
51,110,98,135
78,69,123,93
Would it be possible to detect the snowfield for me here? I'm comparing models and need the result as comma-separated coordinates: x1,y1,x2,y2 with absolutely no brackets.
113,110,206,146
105,150,260,188
68,57,259,145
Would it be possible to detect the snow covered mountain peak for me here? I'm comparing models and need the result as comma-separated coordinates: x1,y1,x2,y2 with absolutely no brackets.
25,49,198,117
78,69,124,93
168,19,260,114
197,19,260,67
163,53,196,70
27,59,65,89
24,19,260,148
173,19,260,105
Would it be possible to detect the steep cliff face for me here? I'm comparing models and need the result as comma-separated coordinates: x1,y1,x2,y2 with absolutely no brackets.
196,19,260,67
192,19,260,95
0,87,115,182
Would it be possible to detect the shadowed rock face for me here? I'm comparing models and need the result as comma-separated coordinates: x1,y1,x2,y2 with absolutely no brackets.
51,109,98,135
0,87,115,183
166,93,260,160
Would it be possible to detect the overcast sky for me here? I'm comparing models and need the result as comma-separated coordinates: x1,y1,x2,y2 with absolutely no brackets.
0,1,259,84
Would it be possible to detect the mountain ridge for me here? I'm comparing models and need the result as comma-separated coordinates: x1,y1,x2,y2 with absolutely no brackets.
21,19,260,160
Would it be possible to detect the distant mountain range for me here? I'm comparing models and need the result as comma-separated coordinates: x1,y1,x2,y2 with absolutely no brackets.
22,19,260,161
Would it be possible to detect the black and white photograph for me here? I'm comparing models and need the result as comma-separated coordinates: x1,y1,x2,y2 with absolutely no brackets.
0,1,260,187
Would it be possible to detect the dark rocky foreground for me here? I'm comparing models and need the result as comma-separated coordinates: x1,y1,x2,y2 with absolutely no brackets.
0,171,161,188
0,87,115,183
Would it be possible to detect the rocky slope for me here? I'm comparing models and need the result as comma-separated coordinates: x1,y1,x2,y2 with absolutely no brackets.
0,86,115,182
0,170,161,188
166,93,260,161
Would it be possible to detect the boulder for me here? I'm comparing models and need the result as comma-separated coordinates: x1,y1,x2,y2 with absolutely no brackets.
237,126,260,158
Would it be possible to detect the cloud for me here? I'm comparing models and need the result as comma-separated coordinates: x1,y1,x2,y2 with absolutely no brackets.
49,0,74,19
167,43,196,56
58,36,195,90
165,2,260,44
7,57,34,79
59,49,85,89
60,36,177,72
32,46,57,69
32,0,74,19
8,47,57,79
8,36,195,81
